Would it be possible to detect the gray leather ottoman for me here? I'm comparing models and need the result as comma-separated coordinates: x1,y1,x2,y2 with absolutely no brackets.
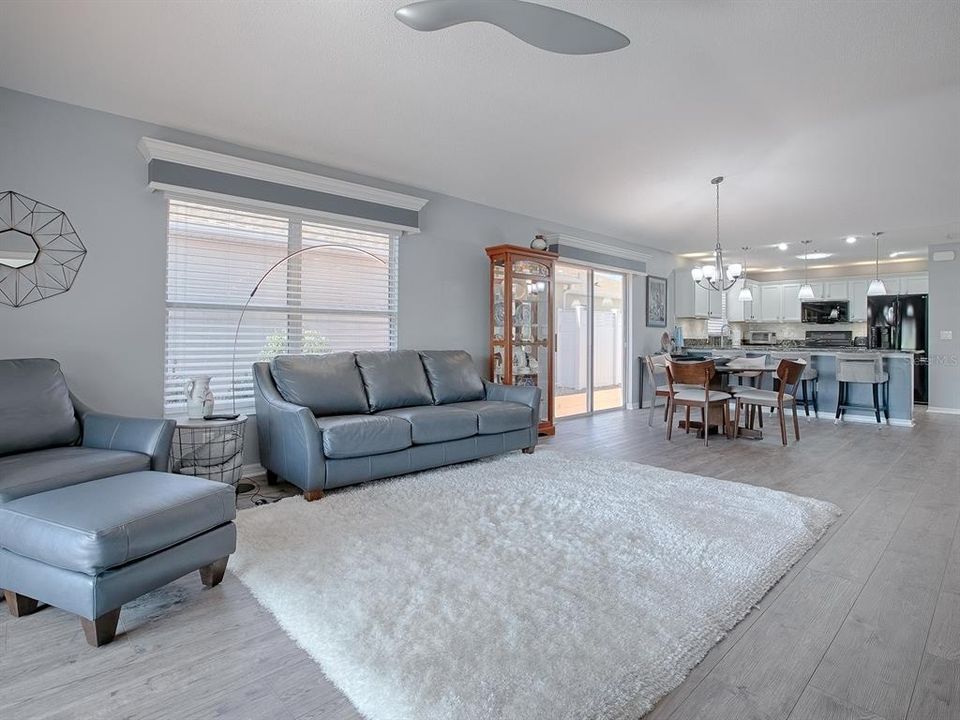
0,471,236,646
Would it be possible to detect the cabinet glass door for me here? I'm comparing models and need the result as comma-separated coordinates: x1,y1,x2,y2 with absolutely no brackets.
510,260,550,424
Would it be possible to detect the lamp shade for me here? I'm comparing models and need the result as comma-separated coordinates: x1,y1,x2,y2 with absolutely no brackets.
797,283,816,300
691,266,703,281
728,263,742,278
737,285,753,302
867,278,887,296
702,264,716,280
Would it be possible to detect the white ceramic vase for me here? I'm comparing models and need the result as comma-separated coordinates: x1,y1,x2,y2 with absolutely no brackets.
185,375,215,419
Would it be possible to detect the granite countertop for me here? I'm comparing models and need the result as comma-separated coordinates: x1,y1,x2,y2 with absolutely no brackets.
702,346,915,358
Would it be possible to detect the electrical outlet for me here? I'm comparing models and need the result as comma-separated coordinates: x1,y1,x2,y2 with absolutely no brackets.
941,330,954,341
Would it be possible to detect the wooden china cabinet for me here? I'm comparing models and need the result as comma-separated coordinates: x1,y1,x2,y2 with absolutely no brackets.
485,244,557,435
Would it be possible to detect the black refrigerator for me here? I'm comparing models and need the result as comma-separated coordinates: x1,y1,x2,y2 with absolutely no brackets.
866,294,928,404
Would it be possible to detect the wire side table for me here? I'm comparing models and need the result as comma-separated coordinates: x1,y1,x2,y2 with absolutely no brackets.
171,415,249,493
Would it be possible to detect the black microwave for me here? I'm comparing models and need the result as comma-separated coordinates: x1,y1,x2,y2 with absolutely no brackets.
801,300,849,324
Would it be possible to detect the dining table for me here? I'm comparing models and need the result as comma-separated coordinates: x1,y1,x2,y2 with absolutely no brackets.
671,356,801,440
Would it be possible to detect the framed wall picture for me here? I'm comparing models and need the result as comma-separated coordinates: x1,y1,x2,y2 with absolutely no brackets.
646,275,667,327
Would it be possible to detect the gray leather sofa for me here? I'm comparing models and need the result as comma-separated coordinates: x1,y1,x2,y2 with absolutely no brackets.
254,350,540,499
0,358,175,503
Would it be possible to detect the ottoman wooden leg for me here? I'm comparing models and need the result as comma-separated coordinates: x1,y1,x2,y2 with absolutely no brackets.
522,446,535,454
199,556,229,588
3,590,39,617
81,608,121,647
303,489,325,502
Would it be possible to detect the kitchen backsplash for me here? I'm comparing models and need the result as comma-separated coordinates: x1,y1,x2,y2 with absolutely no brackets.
679,318,867,343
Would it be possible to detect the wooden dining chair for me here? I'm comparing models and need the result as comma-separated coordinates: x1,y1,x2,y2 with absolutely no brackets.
733,359,805,446
664,359,732,447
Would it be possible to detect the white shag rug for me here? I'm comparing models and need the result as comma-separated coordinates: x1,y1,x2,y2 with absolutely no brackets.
231,451,839,720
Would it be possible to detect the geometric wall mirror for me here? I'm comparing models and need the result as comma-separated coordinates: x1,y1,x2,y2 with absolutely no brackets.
0,190,87,308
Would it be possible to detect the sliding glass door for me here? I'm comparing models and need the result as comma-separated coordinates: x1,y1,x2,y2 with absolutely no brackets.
555,263,625,418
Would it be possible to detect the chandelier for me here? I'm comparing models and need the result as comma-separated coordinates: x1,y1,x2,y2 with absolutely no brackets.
691,176,742,292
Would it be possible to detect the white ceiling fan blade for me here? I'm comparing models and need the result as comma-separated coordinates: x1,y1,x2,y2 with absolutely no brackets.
395,0,630,55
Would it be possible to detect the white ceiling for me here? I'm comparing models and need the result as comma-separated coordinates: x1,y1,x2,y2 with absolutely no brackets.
1,0,958,271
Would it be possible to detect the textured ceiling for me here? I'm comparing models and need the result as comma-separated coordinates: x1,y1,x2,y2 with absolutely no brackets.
1,0,958,270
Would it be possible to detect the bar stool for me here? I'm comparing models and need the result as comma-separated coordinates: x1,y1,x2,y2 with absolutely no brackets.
835,353,889,423
772,352,819,417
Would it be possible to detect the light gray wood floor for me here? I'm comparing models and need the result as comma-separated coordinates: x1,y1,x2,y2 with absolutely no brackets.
1,408,957,719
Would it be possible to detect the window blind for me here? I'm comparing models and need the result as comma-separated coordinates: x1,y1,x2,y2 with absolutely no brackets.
164,198,398,415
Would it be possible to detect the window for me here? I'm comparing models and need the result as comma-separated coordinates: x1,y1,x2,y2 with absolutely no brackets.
164,198,398,415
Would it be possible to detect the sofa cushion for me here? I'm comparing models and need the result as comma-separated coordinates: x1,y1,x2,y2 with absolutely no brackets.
419,351,485,404
445,401,534,435
355,350,433,412
0,446,150,503
0,358,80,457
271,353,369,416
0,471,235,575
380,405,479,444
316,414,412,459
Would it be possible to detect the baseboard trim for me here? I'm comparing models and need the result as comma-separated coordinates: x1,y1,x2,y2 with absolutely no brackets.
834,413,915,428
926,406,960,415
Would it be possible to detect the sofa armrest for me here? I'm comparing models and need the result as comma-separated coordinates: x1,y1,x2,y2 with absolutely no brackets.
78,411,175,471
252,362,325,492
483,380,542,427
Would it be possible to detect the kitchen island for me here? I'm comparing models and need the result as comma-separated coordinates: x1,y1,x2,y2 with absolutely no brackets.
703,347,917,425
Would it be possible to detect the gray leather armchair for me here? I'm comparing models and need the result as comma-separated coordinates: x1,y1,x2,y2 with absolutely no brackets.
0,359,175,503
255,350,540,499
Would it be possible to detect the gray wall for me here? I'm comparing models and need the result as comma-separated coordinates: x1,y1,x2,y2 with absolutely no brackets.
0,87,675,463
928,242,960,411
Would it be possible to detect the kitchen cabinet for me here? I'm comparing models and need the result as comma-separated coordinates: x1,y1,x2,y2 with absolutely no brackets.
824,280,849,300
759,284,782,322
675,275,722,318
781,283,802,321
901,274,928,294
848,279,869,321
726,279,760,321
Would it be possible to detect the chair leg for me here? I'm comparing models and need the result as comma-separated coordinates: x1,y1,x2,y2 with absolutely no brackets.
722,401,730,439
792,400,800,440
666,399,675,440
883,381,890,421
812,378,819,415
80,608,122,648
872,383,881,423
734,400,742,439
702,405,709,447
802,380,810,417
758,405,764,428
265,470,279,486
648,395,657,427
685,406,691,434
835,381,844,420
664,397,670,421
779,405,788,446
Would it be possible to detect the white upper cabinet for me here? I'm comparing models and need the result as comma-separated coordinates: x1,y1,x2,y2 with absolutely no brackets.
694,282,711,318
780,283,802,321
726,279,760,322
901,274,928,294
848,279,869,321
824,280,849,299
759,284,782,321
674,271,694,318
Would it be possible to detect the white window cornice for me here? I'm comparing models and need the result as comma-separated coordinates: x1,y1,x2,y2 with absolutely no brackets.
138,138,429,213
541,232,652,263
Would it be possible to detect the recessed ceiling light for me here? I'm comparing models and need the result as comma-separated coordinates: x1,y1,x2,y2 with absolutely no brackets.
796,252,833,260
845,236,857,244
777,243,788,251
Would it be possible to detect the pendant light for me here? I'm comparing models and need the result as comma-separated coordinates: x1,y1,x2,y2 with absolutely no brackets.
737,247,753,301
797,239,816,300
867,231,887,296
691,176,742,292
